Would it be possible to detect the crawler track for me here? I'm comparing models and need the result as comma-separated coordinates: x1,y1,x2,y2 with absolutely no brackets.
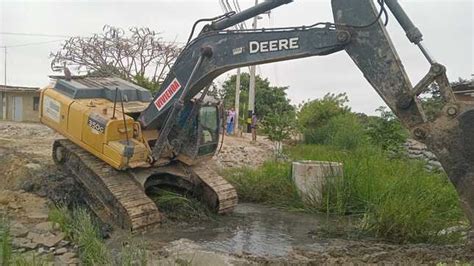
53,139,238,231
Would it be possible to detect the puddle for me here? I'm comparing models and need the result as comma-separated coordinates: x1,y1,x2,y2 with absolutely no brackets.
116,203,350,258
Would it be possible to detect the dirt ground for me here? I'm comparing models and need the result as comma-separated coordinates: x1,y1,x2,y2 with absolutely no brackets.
0,121,473,265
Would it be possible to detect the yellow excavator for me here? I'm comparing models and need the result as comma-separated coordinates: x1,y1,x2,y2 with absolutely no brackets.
40,0,474,232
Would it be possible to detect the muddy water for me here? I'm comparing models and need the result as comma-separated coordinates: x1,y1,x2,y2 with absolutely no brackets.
114,203,350,258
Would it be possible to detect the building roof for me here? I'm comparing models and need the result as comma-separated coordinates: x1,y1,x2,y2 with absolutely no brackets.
0,85,40,93
452,80,474,94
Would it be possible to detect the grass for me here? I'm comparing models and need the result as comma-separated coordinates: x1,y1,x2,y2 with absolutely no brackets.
49,205,149,266
49,205,110,265
223,144,467,244
149,188,215,221
0,215,12,266
222,161,304,210
1,215,51,266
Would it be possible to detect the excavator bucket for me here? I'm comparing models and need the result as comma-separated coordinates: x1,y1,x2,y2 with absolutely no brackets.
332,0,474,228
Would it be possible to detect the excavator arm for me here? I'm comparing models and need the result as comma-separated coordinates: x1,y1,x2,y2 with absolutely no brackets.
137,0,474,225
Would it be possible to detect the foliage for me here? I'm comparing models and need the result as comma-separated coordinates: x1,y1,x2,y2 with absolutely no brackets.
223,162,303,209
150,189,214,221
117,237,148,266
223,143,466,243
0,216,11,266
220,73,294,119
298,93,352,145
365,106,408,153
298,92,350,130
49,206,110,265
419,77,470,121
289,145,465,243
261,106,297,156
305,113,368,150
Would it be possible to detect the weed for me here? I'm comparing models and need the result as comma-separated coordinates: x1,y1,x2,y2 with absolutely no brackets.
49,206,110,265
223,161,304,209
48,204,73,238
150,189,214,221
117,237,148,266
71,208,110,265
0,216,12,266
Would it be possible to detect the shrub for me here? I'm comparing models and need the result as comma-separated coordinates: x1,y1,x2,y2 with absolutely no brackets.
304,113,368,150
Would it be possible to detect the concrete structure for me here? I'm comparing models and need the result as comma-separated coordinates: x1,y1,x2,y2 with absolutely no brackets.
291,160,343,207
452,79,474,102
0,85,41,122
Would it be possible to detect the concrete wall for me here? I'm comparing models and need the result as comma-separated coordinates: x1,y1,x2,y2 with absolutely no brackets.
3,91,40,122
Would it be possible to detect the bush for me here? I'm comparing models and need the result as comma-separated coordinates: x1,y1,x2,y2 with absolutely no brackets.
365,107,408,153
304,113,368,150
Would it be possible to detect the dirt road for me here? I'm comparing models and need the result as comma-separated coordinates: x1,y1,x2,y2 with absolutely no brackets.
0,121,473,265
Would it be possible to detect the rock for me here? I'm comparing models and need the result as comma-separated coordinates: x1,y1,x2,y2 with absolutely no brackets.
12,237,38,250
34,221,54,232
25,163,42,170
28,232,65,247
54,247,68,255
58,252,77,264
38,247,45,254
58,240,70,247
27,212,49,220
10,222,29,237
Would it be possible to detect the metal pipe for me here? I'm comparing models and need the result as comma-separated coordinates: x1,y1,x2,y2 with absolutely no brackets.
211,0,292,30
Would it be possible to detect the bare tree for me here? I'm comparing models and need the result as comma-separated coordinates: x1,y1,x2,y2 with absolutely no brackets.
50,25,181,88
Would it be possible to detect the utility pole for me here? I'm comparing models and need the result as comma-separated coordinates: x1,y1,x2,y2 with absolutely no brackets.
247,0,258,133
2,47,6,120
234,67,241,134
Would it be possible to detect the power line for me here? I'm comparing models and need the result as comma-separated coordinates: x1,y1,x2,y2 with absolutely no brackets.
0,39,64,49
0,32,72,38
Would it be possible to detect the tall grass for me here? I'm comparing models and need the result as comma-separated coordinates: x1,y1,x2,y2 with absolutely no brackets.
223,161,304,210
49,205,110,265
224,144,466,244
150,189,214,221
0,216,12,266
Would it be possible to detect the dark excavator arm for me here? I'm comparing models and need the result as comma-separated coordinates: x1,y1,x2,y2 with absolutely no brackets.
137,0,474,226
332,0,474,225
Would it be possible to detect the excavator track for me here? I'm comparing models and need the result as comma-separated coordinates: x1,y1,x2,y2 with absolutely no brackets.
53,139,161,231
52,139,238,231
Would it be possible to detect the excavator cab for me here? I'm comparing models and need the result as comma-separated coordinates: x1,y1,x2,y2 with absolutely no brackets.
170,97,221,165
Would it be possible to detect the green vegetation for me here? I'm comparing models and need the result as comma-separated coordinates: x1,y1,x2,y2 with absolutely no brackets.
225,145,465,244
223,162,302,209
0,216,12,266
49,205,150,265
150,189,214,221
224,90,469,244
49,206,110,265
0,216,50,266
220,73,294,120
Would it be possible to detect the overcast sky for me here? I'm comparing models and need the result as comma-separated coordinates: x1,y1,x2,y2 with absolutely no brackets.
0,0,472,114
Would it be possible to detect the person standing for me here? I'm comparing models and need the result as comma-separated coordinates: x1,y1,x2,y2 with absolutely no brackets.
226,108,235,135
251,112,258,142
